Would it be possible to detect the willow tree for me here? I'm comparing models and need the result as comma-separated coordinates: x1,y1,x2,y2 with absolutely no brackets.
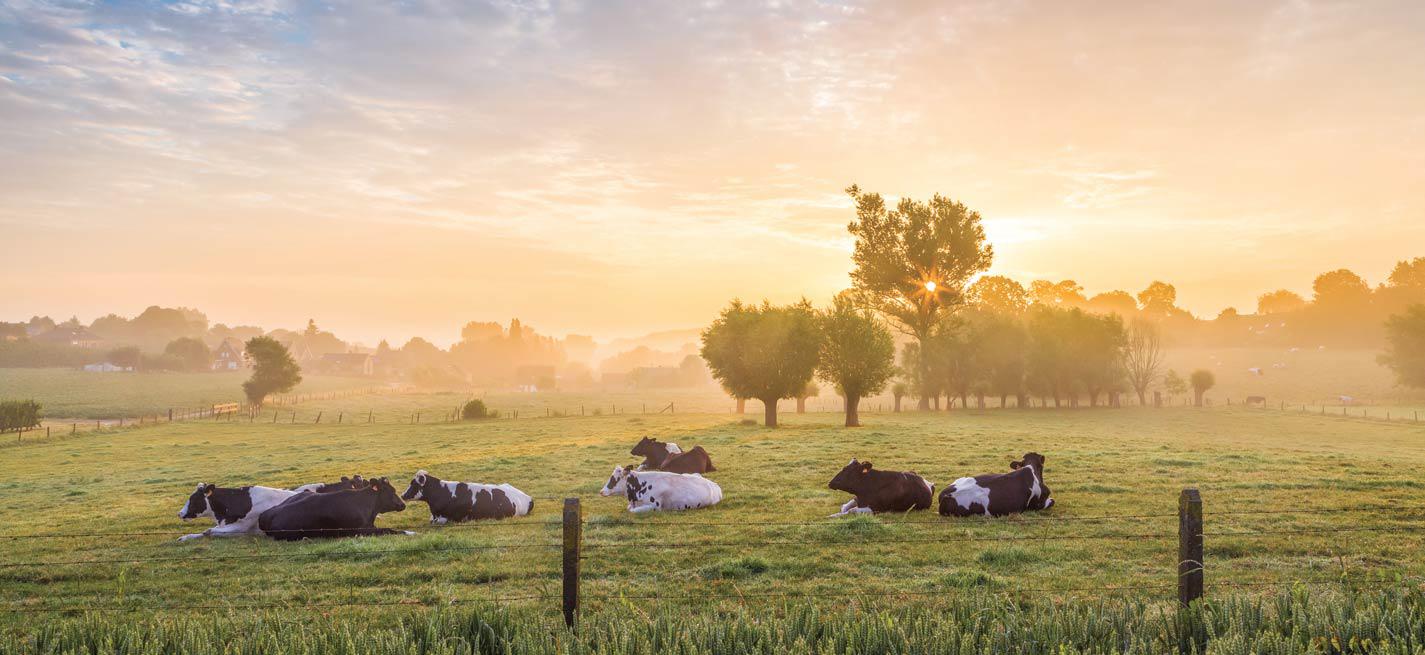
845,185,993,409
700,300,821,427
817,294,896,427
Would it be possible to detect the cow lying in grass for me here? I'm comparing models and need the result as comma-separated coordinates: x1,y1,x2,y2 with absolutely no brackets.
176,475,367,541
258,477,413,540
600,466,722,512
631,437,717,474
938,452,1054,517
827,459,934,517
401,470,533,523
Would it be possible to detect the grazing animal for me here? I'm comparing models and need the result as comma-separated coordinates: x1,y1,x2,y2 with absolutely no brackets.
630,437,682,470
827,459,934,517
178,484,302,541
1247,367,1264,376
292,475,367,494
938,452,1054,518
623,470,722,513
257,477,411,540
1245,396,1266,406
659,446,717,474
401,470,533,523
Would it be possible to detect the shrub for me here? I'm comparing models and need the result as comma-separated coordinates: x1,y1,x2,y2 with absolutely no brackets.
0,399,42,433
461,399,496,420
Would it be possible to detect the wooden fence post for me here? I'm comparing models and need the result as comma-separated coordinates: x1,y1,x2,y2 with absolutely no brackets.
562,498,582,629
315,411,323,424
1178,488,1204,607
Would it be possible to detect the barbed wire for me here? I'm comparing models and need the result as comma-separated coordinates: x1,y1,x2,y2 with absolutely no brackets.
0,593,556,614
0,543,562,568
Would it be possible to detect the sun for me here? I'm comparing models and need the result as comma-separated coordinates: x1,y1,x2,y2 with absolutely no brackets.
924,280,937,292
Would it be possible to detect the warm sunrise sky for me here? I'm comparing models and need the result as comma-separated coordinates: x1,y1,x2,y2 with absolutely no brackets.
2,1,1423,346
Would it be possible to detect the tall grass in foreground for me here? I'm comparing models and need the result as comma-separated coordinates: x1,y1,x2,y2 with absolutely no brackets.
7,587,1425,654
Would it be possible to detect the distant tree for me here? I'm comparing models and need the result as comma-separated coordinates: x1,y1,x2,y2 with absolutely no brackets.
1189,369,1215,407
1312,269,1371,306
1257,289,1306,315
1087,291,1138,317
845,185,993,410
303,319,320,338
1378,305,1425,388
1137,281,1179,318
701,300,821,427
0,399,42,434
1388,258,1425,289
1123,319,1165,405
891,380,909,412
817,294,896,427
106,346,141,370
967,275,1029,315
1030,280,1086,308
974,312,1028,407
795,381,819,414
242,336,302,406
461,398,496,420
1025,307,1075,407
164,337,211,372
1163,369,1187,401
1074,312,1128,407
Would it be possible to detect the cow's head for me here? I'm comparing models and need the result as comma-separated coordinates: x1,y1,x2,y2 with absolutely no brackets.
402,470,439,501
369,477,407,513
317,475,367,493
828,459,873,494
1011,452,1054,509
179,483,216,520
601,465,636,496
630,437,660,458
1009,452,1046,473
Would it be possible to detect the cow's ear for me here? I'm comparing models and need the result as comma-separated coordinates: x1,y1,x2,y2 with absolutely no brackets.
203,484,215,495
860,462,872,473
1009,461,1022,469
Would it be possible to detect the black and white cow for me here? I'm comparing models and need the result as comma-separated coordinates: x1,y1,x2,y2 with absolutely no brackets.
601,466,722,512
257,477,412,540
177,484,299,541
630,437,682,470
400,470,533,523
827,459,934,517
938,452,1054,517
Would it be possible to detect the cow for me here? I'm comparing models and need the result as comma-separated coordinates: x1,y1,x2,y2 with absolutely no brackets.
660,446,717,474
257,477,412,540
401,470,533,524
938,452,1054,518
292,475,367,494
631,437,682,470
827,459,933,517
1247,367,1264,376
177,483,299,541
623,470,722,513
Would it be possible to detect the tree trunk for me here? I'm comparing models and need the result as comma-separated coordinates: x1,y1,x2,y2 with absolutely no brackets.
1136,389,1147,406
893,396,902,412
916,330,931,410
736,398,746,414
763,398,778,427
961,393,970,409
1053,394,1062,408
845,395,861,427
932,396,941,411
1194,390,1204,407
796,397,806,414
976,393,985,409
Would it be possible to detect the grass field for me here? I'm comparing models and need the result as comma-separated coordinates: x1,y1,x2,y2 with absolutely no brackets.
2,406,1424,636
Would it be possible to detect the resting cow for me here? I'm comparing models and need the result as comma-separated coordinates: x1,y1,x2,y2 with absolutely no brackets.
827,459,934,517
401,470,533,523
601,466,721,512
631,437,682,470
257,477,412,540
938,452,1054,517
178,484,299,541
292,475,367,494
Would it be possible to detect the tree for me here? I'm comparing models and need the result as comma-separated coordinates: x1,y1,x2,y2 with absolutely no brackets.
845,185,993,410
164,337,211,372
1312,269,1371,306
1029,280,1085,308
1137,281,1179,318
1388,258,1425,289
242,336,302,406
817,294,896,427
1123,319,1165,405
0,400,42,434
974,312,1028,407
1163,369,1187,403
795,381,819,414
700,300,821,427
967,275,1028,315
1072,312,1127,407
1087,291,1138,317
106,346,141,370
891,381,909,412
461,399,495,420
1189,369,1215,407
1379,305,1425,388
1257,289,1306,315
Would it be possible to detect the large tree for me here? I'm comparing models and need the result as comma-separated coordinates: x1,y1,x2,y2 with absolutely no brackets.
845,185,993,410
1379,305,1425,388
242,336,302,406
700,300,821,427
1257,289,1306,315
1189,369,1215,407
164,337,211,372
817,294,896,427
967,275,1028,315
1123,318,1165,405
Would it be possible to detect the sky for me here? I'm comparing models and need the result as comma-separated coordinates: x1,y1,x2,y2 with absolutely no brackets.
2,0,1423,347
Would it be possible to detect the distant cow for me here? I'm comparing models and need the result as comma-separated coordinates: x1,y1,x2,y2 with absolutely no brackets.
827,459,933,517
257,478,411,540
631,437,682,470
623,470,722,513
1247,367,1264,376
178,484,300,541
401,470,533,523
1245,396,1266,407
938,452,1054,518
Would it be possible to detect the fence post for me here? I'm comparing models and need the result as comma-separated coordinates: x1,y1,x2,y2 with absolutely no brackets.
562,497,582,629
315,411,323,424
1178,488,1204,607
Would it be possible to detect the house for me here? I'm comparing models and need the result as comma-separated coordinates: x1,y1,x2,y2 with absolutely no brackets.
34,326,104,348
83,362,132,372
212,338,249,371
318,353,375,377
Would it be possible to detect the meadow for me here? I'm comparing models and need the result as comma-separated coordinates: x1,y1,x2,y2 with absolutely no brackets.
3,404,1425,651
